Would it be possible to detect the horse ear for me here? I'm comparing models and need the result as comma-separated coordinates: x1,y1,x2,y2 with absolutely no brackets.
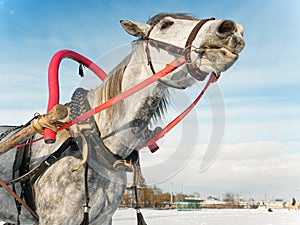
120,20,151,37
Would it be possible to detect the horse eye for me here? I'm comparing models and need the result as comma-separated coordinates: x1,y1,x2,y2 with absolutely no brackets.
161,21,174,30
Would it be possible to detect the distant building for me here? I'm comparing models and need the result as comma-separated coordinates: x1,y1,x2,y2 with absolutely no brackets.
176,197,261,210
265,200,286,209
201,199,230,209
176,198,204,211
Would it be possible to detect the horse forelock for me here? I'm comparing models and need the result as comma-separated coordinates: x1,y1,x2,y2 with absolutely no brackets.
147,13,199,26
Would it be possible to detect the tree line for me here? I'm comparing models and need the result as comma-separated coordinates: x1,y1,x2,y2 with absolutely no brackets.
119,185,259,209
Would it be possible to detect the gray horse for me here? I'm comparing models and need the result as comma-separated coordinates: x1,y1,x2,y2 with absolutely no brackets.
0,13,245,224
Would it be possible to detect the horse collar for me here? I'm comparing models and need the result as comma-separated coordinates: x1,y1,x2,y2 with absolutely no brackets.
70,88,138,171
70,88,101,137
145,17,215,83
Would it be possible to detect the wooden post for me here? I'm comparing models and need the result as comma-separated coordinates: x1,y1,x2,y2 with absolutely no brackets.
0,104,68,155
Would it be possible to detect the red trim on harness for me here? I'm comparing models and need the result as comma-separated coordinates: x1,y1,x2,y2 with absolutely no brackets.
14,137,43,149
44,50,108,143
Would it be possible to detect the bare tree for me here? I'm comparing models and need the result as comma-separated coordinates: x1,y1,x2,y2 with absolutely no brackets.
223,192,235,203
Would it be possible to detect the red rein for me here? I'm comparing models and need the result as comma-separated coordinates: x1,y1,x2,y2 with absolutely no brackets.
44,50,219,152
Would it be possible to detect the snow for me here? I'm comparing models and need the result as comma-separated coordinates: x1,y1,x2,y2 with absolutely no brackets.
1,208,299,225
112,208,300,225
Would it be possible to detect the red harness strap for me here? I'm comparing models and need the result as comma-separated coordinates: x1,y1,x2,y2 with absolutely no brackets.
137,72,220,152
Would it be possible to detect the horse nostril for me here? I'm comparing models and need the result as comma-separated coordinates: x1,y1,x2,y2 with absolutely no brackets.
217,20,236,35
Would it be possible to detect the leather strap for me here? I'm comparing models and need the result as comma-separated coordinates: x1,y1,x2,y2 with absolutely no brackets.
3,137,77,186
184,18,215,81
0,177,39,220
145,17,215,82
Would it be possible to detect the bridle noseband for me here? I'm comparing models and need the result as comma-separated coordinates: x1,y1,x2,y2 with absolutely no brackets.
184,18,215,80
145,17,215,87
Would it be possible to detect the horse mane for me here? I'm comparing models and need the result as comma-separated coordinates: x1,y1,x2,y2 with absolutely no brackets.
98,46,169,123
98,53,169,123
95,53,132,121
102,54,132,103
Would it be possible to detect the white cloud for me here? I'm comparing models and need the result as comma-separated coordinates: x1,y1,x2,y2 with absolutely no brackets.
153,141,300,201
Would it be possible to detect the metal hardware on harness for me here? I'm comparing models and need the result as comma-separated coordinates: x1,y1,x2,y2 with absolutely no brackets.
113,159,140,186
84,206,90,213
145,17,215,83
185,18,215,81
79,164,91,225
115,159,148,225
44,155,58,166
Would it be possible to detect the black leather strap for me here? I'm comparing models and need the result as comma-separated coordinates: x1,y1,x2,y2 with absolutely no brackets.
30,137,77,184
3,137,77,186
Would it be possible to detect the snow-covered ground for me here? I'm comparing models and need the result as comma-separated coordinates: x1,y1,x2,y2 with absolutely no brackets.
112,208,299,225
1,208,299,225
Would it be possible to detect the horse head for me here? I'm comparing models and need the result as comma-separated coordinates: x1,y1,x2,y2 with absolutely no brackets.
120,13,245,88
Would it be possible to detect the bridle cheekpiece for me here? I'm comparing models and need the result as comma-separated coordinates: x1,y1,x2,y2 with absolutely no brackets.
144,17,215,85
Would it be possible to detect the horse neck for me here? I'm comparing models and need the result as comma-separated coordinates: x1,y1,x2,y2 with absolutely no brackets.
86,42,169,158
89,41,169,115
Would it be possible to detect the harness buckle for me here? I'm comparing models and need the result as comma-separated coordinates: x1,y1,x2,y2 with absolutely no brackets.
44,155,58,166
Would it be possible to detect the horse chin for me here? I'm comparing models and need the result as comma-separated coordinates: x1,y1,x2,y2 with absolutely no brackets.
220,47,239,60
201,49,238,73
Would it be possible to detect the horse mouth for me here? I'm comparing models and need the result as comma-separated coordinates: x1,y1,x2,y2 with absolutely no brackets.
201,45,238,59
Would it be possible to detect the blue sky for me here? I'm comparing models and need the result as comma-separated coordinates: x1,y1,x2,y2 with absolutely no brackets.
1,0,300,201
